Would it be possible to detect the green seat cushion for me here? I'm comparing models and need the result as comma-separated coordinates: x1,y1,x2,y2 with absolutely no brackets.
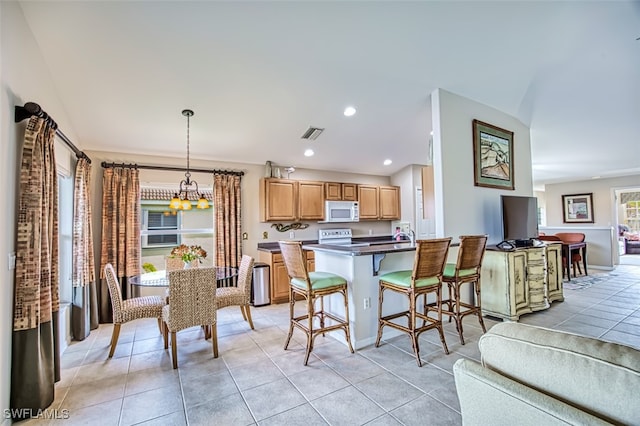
443,263,477,278
379,270,440,288
291,271,346,290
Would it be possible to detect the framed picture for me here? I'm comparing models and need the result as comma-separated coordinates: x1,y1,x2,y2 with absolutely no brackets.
472,119,514,190
562,193,594,223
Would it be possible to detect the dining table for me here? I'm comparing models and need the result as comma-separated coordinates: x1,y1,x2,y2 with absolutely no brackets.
130,266,238,298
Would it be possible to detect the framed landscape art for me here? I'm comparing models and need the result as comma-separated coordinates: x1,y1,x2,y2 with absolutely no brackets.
472,119,514,190
562,193,594,223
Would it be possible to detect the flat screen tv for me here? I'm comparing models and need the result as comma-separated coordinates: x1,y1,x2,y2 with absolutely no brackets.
501,195,539,246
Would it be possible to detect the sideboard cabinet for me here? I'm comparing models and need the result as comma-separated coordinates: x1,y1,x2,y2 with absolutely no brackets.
481,245,563,321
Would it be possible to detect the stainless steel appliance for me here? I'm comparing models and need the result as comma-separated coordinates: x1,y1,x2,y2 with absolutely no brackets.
251,262,270,306
324,200,359,223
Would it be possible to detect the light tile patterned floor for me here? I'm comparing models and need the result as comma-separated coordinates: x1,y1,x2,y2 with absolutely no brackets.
23,263,640,425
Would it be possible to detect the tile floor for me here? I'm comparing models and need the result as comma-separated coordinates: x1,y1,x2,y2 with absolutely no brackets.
24,263,640,425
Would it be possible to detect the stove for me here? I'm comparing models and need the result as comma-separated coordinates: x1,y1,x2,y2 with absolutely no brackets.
318,228,353,245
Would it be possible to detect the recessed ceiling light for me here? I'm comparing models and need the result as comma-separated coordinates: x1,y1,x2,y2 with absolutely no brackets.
383,159,392,166
304,149,314,157
344,106,356,117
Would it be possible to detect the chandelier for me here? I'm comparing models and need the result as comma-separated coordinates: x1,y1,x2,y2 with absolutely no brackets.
169,109,210,210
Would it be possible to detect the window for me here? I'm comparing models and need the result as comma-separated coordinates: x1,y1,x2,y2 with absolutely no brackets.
142,209,180,248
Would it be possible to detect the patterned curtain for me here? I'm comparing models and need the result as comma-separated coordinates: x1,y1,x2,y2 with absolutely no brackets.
214,174,242,280
99,167,141,323
71,158,98,340
11,117,60,418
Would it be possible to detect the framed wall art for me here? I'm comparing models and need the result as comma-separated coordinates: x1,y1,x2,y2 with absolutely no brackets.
562,193,594,223
472,119,514,190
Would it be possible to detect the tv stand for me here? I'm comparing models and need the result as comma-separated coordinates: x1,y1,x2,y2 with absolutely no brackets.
481,245,564,321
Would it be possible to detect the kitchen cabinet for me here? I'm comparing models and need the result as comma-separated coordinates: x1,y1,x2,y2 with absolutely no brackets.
298,181,325,220
480,246,563,321
260,178,324,222
258,250,315,304
325,182,357,201
358,184,400,220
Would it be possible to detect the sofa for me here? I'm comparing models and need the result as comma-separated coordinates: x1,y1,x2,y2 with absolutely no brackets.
453,322,640,426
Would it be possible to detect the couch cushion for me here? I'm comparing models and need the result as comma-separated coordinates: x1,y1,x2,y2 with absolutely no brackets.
479,322,640,425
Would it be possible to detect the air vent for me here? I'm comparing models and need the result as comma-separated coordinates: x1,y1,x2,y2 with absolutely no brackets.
301,126,324,140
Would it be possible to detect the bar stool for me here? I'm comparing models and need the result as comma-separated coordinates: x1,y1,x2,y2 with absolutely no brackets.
439,235,488,345
278,241,354,365
375,237,452,366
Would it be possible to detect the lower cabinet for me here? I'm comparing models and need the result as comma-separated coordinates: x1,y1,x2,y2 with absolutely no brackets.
258,250,315,304
481,245,564,321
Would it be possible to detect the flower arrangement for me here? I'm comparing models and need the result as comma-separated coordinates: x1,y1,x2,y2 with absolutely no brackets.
170,244,207,264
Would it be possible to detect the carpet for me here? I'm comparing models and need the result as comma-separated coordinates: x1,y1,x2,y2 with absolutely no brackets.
563,273,614,290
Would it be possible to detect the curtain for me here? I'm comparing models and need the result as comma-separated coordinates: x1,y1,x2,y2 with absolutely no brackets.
99,167,141,323
214,174,242,285
71,158,99,340
10,117,60,418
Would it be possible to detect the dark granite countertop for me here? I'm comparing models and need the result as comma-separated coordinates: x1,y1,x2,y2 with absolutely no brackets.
301,241,416,256
257,235,411,254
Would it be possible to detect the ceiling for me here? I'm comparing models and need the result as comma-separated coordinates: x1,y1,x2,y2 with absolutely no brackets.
18,1,640,188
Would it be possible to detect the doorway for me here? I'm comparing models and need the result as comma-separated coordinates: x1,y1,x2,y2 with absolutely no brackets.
615,188,640,262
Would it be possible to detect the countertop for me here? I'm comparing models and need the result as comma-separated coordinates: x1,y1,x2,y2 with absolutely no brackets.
257,235,412,254
301,241,416,256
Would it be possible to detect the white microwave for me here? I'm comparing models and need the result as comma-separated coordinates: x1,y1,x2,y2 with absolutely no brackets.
324,200,359,223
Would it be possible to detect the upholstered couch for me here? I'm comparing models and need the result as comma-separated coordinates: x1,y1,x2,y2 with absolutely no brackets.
453,322,640,425
625,234,640,254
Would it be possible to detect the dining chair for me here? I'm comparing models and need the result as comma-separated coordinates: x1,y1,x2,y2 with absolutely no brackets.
165,255,198,271
438,235,488,345
104,263,166,358
163,267,218,369
375,238,452,366
555,232,586,276
279,241,354,365
216,255,256,329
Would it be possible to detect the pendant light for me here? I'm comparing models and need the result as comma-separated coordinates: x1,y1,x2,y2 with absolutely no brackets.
169,109,210,210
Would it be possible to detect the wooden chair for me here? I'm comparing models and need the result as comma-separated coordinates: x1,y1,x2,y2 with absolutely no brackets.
163,267,218,369
278,241,354,365
375,238,452,366
555,232,585,276
104,263,166,358
439,235,488,345
216,255,256,329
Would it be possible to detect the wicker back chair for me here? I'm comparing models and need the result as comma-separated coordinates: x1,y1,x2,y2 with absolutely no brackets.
165,256,198,271
278,240,354,365
375,237,452,366
104,263,166,358
216,255,256,329
163,267,218,369
439,235,488,345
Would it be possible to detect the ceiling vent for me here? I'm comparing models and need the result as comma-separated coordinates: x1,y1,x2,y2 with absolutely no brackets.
301,126,324,140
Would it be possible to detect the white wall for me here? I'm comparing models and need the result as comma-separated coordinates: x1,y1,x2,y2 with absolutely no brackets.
542,174,640,268
0,2,80,422
432,89,533,244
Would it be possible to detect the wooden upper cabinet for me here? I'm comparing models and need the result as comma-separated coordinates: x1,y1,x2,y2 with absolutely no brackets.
342,184,357,201
358,185,380,220
260,178,297,221
358,184,400,220
325,182,342,201
379,186,400,220
325,182,357,201
260,178,324,222
298,181,325,220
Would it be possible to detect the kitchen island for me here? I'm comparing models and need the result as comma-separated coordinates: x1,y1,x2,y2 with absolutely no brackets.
301,241,418,349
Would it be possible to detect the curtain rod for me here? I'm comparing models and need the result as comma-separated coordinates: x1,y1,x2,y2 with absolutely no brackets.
100,161,244,176
14,102,91,164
